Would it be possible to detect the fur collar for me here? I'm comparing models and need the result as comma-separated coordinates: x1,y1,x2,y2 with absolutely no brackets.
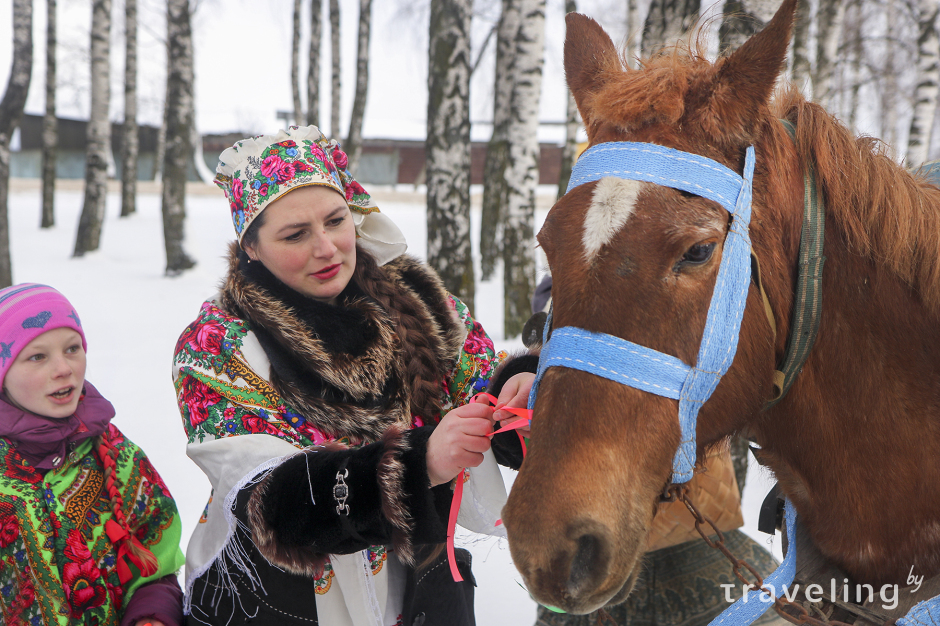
219,244,465,442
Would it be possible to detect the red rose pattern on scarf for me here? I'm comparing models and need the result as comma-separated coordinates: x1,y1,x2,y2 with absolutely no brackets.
0,425,180,625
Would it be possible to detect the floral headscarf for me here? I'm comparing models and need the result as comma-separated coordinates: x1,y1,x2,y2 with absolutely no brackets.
214,125,407,264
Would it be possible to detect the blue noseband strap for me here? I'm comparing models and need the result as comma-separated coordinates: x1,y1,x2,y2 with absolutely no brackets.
531,141,756,483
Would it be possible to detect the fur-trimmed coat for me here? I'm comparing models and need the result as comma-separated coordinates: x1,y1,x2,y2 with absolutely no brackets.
173,246,525,626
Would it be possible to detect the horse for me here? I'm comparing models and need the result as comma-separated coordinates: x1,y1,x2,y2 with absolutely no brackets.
501,0,940,617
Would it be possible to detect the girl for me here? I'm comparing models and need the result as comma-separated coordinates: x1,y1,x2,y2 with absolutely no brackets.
174,125,534,626
0,283,185,626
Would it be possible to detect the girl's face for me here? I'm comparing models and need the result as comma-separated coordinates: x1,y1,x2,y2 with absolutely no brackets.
244,185,357,304
3,327,87,418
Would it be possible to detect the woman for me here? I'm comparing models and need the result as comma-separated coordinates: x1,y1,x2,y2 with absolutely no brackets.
174,126,532,626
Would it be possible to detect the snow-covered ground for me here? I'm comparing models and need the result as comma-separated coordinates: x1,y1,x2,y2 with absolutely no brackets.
6,181,781,625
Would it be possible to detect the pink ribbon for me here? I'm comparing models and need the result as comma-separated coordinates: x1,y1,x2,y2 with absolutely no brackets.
445,394,532,581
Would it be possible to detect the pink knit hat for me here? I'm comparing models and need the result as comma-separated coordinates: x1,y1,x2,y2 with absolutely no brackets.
0,284,87,385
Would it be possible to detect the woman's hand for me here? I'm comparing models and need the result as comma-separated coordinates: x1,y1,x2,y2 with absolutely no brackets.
426,402,495,487
493,372,535,439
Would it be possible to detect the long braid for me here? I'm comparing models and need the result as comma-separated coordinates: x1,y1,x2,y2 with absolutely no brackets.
95,434,159,577
354,248,447,423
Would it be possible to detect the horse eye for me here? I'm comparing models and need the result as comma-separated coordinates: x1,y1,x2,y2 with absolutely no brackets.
680,242,715,266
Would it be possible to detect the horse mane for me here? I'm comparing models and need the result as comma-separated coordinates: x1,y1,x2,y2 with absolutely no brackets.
771,89,940,312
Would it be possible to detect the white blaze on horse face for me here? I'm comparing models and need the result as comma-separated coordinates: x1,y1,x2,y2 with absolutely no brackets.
583,178,644,263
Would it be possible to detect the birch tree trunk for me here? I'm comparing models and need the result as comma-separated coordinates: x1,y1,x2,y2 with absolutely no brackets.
813,0,847,107
0,0,32,287
718,0,777,55
345,0,372,171
307,0,322,126
790,0,812,92
120,0,138,217
74,0,112,257
162,0,196,275
625,0,639,68
426,0,474,312
40,0,57,228
291,0,303,125
906,0,940,166
881,0,900,152
642,0,700,54
556,0,579,200
154,79,168,181
502,0,545,338
329,0,341,136
845,0,864,131
480,0,520,280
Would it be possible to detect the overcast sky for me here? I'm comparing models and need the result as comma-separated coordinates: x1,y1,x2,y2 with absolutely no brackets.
0,0,730,143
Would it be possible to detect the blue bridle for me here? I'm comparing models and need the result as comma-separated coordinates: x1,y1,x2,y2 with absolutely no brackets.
528,141,756,484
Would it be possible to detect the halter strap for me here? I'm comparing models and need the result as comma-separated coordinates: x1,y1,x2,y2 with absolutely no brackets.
535,141,756,483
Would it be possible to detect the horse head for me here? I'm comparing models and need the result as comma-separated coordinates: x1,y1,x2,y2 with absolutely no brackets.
501,0,805,612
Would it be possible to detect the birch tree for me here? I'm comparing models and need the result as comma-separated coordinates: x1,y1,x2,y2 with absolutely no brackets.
625,0,639,67
162,0,196,275
330,0,341,136
791,0,812,91
346,0,372,171
480,0,520,279
502,0,545,337
426,0,474,311
41,0,57,228
558,0,579,200
307,0,322,126
74,0,112,257
813,0,847,107
881,0,900,150
643,0,700,53
121,0,138,217
906,0,940,166
0,0,32,287
291,0,303,125
718,0,777,54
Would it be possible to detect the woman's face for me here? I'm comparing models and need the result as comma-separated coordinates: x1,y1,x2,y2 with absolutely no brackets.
244,185,357,304
3,327,87,418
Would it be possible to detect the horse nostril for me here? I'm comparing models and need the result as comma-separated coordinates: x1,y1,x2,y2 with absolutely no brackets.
567,532,609,595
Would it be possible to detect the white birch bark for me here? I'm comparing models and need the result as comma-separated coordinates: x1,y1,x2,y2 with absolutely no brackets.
330,0,341,136
845,0,864,131
121,0,138,217
74,0,112,257
556,0,579,200
291,0,303,125
790,0,812,93
626,0,640,68
162,0,196,275
718,0,778,54
813,0,847,107
0,0,32,286
41,0,57,228
642,0,701,54
881,0,900,152
307,0,322,126
502,0,545,337
906,0,940,166
480,0,520,280
345,0,372,171
426,0,474,311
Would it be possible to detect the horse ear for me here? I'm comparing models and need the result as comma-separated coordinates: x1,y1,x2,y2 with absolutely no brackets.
707,0,798,138
564,13,622,140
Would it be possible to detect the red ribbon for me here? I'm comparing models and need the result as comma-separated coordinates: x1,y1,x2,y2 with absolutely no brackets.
106,519,158,584
444,394,532,581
